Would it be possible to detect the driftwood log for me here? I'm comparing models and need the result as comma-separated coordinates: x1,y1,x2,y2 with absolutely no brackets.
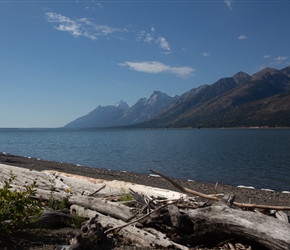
150,169,290,211
55,215,107,250
70,205,189,250
185,204,290,250
1,163,290,249
32,189,134,221
69,199,290,250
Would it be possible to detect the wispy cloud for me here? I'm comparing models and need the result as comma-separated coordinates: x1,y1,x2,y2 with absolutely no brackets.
238,35,248,40
275,56,288,61
45,12,126,41
137,28,171,54
224,0,233,10
96,3,104,9
119,61,194,78
201,51,210,57
84,3,104,11
263,55,271,58
157,36,171,52
267,55,289,66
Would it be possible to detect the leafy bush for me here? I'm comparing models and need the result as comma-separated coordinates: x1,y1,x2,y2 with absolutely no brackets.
46,177,70,210
0,172,43,237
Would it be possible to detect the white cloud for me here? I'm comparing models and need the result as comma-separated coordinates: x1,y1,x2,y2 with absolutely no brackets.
268,55,289,66
238,35,248,40
157,36,171,52
224,0,233,10
263,55,271,58
46,12,72,25
119,61,194,78
136,31,145,40
275,56,288,61
137,28,171,53
45,12,125,41
201,51,210,57
96,3,104,9
170,66,195,78
145,33,154,43
84,2,104,11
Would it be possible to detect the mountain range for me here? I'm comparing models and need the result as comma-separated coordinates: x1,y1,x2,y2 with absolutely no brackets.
64,65,290,129
64,91,178,128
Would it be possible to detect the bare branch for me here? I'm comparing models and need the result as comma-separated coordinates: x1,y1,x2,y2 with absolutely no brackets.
150,169,290,211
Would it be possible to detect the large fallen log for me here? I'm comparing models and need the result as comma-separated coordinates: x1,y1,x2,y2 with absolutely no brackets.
0,164,188,200
70,204,189,250
184,204,290,250
0,164,71,191
69,195,133,221
31,189,133,221
43,169,187,200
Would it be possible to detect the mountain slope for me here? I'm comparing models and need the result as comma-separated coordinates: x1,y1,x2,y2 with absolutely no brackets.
65,66,290,129
117,91,179,125
64,100,129,128
64,91,177,128
137,66,290,128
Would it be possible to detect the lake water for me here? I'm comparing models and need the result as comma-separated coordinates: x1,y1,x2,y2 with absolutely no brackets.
0,128,290,191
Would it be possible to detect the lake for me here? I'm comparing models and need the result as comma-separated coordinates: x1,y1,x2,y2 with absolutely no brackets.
0,128,290,191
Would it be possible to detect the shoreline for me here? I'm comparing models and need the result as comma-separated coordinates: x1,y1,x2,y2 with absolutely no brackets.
1,152,290,207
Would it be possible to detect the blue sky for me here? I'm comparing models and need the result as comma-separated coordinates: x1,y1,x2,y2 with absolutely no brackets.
1,0,289,128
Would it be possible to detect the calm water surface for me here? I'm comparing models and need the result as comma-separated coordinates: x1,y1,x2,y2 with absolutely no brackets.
0,128,289,191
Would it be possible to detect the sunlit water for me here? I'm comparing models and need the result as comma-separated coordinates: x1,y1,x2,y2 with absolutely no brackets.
0,128,290,191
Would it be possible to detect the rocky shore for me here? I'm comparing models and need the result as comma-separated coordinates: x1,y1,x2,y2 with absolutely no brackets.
1,152,290,207
1,152,290,250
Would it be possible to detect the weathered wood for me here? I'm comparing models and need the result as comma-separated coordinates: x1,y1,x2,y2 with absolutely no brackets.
150,168,290,211
56,215,106,250
2,163,290,249
44,169,188,200
69,195,133,221
31,189,133,221
275,211,289,223
168,204,182,228
184,204,290,250
43,170,122,197
0,164,190,200
70,205,189,250
0,164,71,191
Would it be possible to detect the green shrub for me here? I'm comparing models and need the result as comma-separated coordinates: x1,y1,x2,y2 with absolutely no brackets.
46,178,70,210
0,172,43,237
119,188,133,204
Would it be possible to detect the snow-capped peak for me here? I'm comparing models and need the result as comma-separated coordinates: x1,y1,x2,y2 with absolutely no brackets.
114,100,130,110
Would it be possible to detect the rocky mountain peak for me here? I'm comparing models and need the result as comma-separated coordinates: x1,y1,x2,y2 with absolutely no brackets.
281,65,290,77
232,71,251,85
147,91,172,105
251,67,280,81
114,100,129,110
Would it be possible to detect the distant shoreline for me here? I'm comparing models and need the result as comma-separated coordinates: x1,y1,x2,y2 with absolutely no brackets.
1,152,290,207
0,126,290,130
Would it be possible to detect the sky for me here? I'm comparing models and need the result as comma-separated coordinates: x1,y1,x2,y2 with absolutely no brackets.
1,0,289,128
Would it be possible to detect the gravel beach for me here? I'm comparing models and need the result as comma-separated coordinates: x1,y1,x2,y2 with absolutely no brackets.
1,152,290,207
